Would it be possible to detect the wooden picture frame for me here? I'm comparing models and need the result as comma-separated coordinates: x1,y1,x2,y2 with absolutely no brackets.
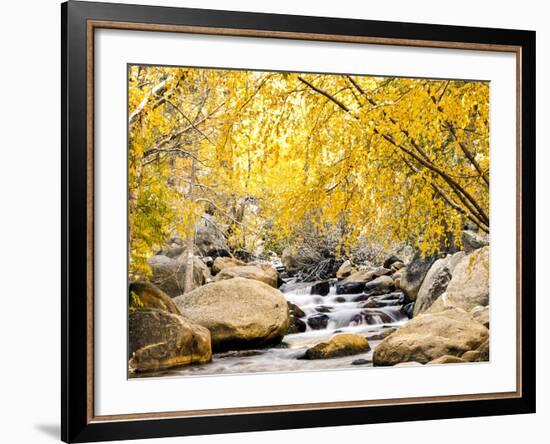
62,1,536,442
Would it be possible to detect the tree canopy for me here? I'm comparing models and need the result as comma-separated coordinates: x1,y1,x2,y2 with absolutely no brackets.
128,65,489,278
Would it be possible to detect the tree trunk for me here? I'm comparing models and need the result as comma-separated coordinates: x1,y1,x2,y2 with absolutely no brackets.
183,147,197,293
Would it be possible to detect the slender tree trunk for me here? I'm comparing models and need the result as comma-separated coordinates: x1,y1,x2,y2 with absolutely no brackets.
183,147,197,293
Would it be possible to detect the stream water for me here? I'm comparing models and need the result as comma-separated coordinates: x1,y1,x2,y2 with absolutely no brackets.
136,279,409,378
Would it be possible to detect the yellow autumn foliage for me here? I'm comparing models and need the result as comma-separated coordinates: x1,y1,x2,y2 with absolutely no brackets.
128,65,489,277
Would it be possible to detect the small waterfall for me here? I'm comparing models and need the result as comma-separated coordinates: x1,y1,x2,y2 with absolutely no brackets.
282,280,408,337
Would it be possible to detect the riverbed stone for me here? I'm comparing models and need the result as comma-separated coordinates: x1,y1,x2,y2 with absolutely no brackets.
174,277,289,351
128,308,211,372
213,264,279,288
303,334,370,359
336,268,392,294
307,314,330,330
373,308,489,366
311,280,331,296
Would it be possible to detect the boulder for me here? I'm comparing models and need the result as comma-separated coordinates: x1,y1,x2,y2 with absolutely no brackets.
336,260,356,280
173,278,289,351
211,257,245,275
477,339,490,361
194,214,229,257
128,308,211,372
461,350,481,362
287,302,307,334
311,280,331,296
471,306,490,328
393,361,423,367
462,230,489,253
307,314,330,330
129,281,180,314
413,257,452,316
303,334,370,359
213,264,279,288
147,255,209,297
429,247,489,313
394,253,437,302
373,308,489,366
428,355,466,365
363,275,394,295
336,269,392,294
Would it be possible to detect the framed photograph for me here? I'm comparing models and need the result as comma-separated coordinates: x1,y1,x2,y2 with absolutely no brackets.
62,1,536,442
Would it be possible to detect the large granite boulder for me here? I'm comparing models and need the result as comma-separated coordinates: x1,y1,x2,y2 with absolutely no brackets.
147,255,209,297
393,253,438,302
303,334,370,359
412,252,464,316
211,256,245,275
212,264,279,288
373,308,489,366
174,278,289,351
428,247,489,313
128,308,211,372
129,281,180,314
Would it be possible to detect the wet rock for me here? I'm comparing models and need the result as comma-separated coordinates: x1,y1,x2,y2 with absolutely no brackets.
336,268,392,294
334,296,347,303
315,305,333,313
311,280,331,296
128,308,211,372
402,302,415,319
351,358,370,365
174,277,289,351
307,314,330,330
303,334,370,359
373,308,489,366
287,318,307,334
129,281,181,314
363,275,395,294
288,302,306,318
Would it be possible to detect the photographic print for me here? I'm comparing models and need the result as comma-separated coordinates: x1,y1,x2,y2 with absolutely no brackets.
127,65,490,378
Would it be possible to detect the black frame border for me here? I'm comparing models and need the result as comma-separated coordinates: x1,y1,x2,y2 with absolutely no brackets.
62,1,536,442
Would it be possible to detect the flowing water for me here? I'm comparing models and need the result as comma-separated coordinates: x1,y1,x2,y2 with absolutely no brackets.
136,279,409,378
